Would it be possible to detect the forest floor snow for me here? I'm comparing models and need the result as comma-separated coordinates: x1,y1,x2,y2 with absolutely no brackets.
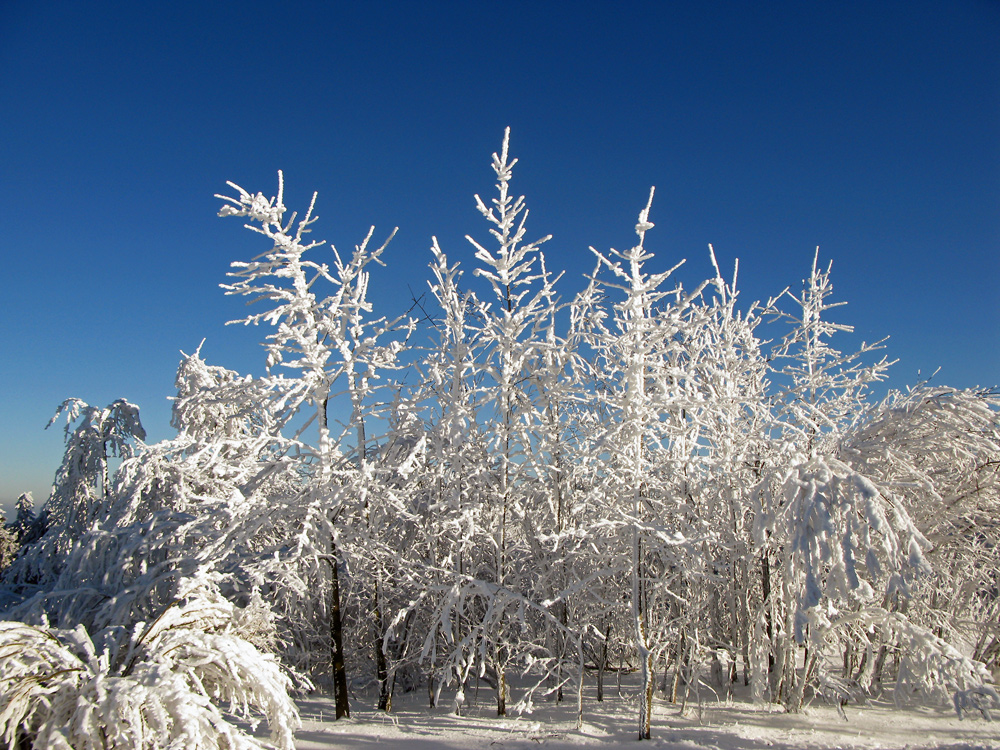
289,680,1000,750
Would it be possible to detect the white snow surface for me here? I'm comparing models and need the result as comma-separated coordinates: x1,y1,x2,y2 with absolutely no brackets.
287,683,999,750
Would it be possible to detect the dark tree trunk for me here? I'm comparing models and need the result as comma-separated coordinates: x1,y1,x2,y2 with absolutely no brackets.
557,600,568,702
330,543,350,719
761,549,775,676
374,580,391,711
321,397,350,719
597,622,611,702
496,656,507,716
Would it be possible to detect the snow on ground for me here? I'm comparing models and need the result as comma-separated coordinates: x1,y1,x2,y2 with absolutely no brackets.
289,682,1000,750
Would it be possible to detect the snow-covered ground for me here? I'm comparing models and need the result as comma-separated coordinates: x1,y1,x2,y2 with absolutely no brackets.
289,683,1000,750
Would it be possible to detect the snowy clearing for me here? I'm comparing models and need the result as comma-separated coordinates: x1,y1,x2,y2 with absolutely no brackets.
289,686,1000,750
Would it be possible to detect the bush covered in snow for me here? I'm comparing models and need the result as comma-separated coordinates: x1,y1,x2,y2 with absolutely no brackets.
0,593,298,750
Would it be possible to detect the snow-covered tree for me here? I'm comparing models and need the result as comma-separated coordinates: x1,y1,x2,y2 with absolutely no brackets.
3,401,145,591
759,455,931,709
744,255,998,712
578,188,711,738
461,128,557,715
6,128,997,743
217,172,413,717
0,383,305,749
11,494,36,541
395,132,590,720
0,520,17,575
403,238,490,709
685,247,772,693
769,250,893,454
47,398,145,531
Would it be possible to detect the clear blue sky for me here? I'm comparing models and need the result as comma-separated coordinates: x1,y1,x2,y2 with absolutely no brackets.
1,1,997,514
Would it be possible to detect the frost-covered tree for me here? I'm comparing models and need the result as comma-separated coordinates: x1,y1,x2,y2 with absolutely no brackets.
0,375,305,748
396,132,589,720
7,128,997,741
46,399,145,532
11,494,36,541
517,267,590,712
3,400,145,590
171,342,282,442
0,496,35,575
758,455,932,709
744,255,997,712
402,239,491,709
218,172,413,717
769,250,893,454
685,247,772,692
164,346,341,679
0,519,17,575
462,129,558,716
578,189,711,738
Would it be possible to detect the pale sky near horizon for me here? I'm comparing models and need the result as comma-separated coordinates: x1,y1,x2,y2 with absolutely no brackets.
1,1,997,514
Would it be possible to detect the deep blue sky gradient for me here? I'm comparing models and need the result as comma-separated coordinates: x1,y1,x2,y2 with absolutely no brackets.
1,1,997,513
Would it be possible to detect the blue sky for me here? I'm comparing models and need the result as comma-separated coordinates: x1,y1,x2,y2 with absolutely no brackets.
1,1,997,514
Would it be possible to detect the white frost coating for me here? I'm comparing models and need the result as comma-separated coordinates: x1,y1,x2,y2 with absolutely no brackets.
0,593,299,750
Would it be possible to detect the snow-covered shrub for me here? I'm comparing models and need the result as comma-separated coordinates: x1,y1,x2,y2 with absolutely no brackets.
813,607,998,716
955,685,1000,721
0,592,299,750
840,385,1000,670
774,456,930,636
756,455,933,709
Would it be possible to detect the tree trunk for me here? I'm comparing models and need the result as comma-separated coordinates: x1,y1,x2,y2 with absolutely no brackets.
761,549,775,677
638,642,654,740
634,530,653,739
670,632,685,704
320,398,350,719
330,544,350,719
496,643,508,716
374,579,391,711
596,631,607,702
557,600,568,702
